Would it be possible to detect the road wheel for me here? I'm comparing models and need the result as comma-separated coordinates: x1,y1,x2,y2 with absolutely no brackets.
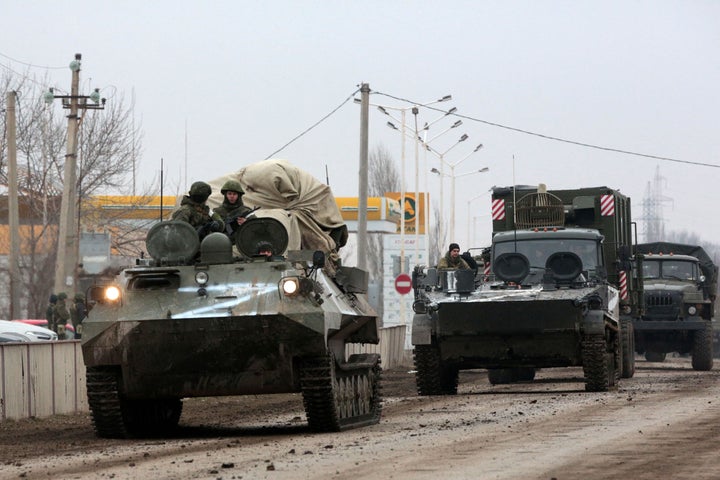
691,322,714,371
301,353,382,432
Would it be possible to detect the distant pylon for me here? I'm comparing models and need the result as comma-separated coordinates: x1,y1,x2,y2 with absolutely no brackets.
639,165,673,242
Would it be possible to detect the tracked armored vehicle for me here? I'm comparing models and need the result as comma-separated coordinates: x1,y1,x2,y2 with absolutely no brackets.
412,185,643,393
82,161,381,438
634,242,717,369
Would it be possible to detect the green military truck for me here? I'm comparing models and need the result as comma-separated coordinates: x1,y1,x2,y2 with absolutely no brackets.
634,242,717,370
411,185,643,393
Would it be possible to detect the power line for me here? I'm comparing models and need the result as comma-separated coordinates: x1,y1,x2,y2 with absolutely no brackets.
0,51,66,69
264,87,361,159
374,91,720,169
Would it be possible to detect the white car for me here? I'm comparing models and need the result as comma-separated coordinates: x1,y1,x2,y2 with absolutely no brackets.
0,320,59,342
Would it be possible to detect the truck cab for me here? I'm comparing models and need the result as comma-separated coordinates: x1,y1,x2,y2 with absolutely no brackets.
633,243,716,369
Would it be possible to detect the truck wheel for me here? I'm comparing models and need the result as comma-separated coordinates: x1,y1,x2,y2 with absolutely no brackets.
645,351,666,362
621,318,635,378
691,322,714,371
582,332,619,392
414,344,459,395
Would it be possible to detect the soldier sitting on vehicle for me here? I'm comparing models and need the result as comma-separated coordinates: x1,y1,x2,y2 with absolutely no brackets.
437,243,470,270
172,181,225,240
213,180,253,242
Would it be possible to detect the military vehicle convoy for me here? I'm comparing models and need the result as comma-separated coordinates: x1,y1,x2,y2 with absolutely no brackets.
412,185,643,393
633,242,717,370
81,161,381,438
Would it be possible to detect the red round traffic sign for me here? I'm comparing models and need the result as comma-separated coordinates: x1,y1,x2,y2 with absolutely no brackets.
395,273,413,295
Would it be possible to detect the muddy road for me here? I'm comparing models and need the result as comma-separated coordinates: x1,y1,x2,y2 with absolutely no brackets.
2,356,719,480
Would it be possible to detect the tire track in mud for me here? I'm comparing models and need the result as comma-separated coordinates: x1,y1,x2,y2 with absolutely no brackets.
3,361,719,480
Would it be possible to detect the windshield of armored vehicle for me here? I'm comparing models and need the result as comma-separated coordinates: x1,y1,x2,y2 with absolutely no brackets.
494,238,601,273
642,259,698,281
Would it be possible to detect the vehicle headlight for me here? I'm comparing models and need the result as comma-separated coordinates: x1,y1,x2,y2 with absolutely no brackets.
195,271,209,285
688,305,697,316
105,286,121,302
281,277,300,296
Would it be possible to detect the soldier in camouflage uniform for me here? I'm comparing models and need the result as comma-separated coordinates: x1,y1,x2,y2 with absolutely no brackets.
213,179,252,242
70,293,87,339
53,292,71,339
46,293,58,332
437,243,470,270
172,181,225,239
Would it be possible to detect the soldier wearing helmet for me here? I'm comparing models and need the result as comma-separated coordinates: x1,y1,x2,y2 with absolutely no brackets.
214,179,253,240
172,181,225,238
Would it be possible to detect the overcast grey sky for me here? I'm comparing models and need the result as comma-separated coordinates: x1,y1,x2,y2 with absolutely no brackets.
2,1,718,249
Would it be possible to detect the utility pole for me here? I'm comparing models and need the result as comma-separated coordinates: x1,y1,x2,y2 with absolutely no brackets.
6,92,21,318
47,53,105,297
357,83,370,270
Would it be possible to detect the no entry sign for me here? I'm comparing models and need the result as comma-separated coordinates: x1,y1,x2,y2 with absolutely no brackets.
395,273,412,295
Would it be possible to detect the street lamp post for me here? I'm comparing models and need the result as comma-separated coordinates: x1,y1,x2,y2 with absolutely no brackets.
377,95,452,271
425,133,471,242
421,118,462,258
431,164,489,243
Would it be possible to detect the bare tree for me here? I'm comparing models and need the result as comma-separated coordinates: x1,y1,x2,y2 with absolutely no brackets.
0,70,146,318
366,144,400,281
429,203,447,268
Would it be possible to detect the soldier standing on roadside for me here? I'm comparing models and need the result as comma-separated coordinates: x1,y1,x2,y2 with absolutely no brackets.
53,292,71,339
46,293,58,333
70,293,87,339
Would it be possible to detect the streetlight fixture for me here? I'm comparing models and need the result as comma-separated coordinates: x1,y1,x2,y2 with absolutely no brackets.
386,108,463,263
376,96,453,272
424,133,471,241
431,162,489,242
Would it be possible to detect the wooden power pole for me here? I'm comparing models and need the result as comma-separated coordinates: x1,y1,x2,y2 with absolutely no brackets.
6,91,22,318
49,53,105,297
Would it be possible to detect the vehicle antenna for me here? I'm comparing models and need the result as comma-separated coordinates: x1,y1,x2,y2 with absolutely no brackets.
160,157,164,221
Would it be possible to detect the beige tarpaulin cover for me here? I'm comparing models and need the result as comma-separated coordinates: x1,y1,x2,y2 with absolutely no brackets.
208,159,348,253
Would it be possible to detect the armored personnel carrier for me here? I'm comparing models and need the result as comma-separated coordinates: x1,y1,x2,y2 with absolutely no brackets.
634,242,717,369
412,185,642,393
82,161,381,438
